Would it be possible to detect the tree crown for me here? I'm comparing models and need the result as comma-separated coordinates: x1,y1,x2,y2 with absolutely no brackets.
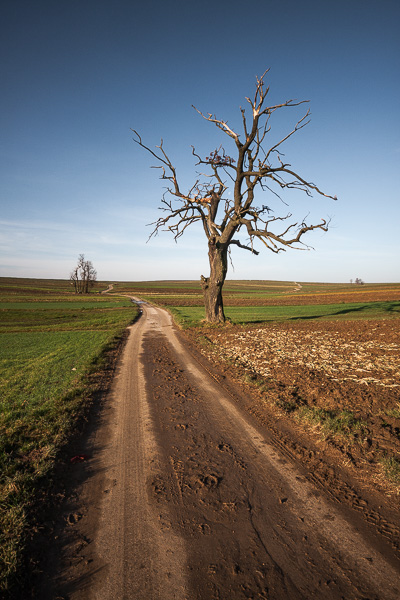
133,69,336,256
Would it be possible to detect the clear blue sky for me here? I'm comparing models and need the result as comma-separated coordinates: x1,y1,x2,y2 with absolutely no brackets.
1,0,399,283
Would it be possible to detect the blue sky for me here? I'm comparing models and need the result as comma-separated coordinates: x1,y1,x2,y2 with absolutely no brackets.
1,0,399,283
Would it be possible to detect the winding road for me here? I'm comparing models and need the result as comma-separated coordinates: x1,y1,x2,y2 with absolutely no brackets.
56,301,400,599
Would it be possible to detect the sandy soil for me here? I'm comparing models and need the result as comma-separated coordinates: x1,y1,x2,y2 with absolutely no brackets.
24,304,400,600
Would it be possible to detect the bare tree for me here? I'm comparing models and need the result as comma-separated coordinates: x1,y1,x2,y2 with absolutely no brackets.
133,70,336,323
70,254,97,294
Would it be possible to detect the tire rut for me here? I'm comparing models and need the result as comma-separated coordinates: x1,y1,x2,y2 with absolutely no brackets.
140,321,400,600
38,303,400,600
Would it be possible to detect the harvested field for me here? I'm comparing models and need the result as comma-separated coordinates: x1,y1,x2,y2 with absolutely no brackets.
206,320,400,389
197,318,400,491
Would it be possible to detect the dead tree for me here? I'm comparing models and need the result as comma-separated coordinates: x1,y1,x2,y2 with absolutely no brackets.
133,70,336,323
70,254,97,294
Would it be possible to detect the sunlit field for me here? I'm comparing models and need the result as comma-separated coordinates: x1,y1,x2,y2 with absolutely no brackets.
1,276,399,593
0,278,138,593
113,280,400,327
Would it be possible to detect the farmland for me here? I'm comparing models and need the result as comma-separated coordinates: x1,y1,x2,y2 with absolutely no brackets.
1,276,399,594
201,319,400,483
119,279,400,494
0,278,138,594
115,279,400,325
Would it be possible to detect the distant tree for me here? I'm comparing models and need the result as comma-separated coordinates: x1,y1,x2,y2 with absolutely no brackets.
355,277,364,285
133,70,336,323
70,254,97,294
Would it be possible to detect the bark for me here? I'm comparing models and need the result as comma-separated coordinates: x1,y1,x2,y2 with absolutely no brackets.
201,237,228,323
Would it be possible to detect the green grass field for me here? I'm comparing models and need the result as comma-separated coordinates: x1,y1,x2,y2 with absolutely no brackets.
0,278,137,594
167,300,400,327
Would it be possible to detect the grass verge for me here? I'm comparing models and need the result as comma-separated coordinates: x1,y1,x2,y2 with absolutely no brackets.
295,407,367,441
379,455,400,486
0,288,138,595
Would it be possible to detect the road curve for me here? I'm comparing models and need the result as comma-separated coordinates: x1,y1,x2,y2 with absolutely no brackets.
62,301,400,600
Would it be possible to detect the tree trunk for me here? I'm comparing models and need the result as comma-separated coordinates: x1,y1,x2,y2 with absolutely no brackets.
201,237,227,324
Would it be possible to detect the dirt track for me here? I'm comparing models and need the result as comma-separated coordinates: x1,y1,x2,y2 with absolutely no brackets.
39,303,400,599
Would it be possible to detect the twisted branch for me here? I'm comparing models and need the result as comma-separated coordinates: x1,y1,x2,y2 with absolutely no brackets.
132,70,336,256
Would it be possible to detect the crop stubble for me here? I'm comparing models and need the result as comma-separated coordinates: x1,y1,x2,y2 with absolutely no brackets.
197,318,400,492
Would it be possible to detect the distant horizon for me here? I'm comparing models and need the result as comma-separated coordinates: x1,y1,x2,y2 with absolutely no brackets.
1,1,399,285
1,275,399,286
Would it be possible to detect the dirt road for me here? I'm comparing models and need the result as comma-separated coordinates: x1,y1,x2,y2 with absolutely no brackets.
50,302,400,599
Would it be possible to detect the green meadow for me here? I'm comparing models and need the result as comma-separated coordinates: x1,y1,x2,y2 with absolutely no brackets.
168,300,400,327
0,278,138,594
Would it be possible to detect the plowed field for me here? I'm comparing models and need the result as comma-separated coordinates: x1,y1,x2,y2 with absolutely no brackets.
194,318,400,492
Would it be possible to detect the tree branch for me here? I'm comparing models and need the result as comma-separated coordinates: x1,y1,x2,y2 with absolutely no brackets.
229,239,260,255
133,70,336,267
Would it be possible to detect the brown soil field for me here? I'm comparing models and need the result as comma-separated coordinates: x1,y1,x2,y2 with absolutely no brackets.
116,286,202,295
224,289,400,306
189,318,400,494
138,288,400,307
